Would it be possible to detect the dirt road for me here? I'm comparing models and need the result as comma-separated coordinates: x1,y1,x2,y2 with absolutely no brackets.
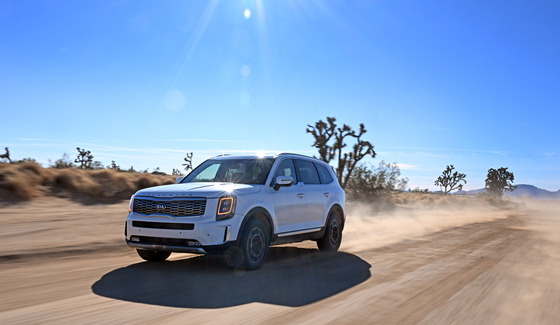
1,198,559,324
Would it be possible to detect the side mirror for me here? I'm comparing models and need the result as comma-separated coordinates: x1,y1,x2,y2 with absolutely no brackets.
175,176,185,184
274,176,294,191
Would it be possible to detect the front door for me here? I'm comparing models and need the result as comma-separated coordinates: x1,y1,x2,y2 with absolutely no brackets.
271,159,308,234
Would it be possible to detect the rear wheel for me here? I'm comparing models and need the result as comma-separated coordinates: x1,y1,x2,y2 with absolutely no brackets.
136,249,171,262
229,219,270,270
317,212,343,252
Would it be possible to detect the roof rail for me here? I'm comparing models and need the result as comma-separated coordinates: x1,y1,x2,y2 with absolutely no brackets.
275,152,314,159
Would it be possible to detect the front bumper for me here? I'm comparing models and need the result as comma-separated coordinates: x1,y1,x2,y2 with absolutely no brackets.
125,209,241,254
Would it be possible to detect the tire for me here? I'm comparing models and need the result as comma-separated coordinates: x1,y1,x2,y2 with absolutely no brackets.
136,249,171,262
317,212,343,252
233,219,270,270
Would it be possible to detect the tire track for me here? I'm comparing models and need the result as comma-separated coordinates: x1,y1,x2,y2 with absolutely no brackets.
267,215,529,324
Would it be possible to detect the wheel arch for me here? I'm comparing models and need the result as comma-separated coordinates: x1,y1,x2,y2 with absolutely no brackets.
240,206,274,239
327,203,345,230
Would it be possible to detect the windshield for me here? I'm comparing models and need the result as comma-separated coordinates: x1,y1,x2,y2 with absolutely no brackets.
181,158,275,185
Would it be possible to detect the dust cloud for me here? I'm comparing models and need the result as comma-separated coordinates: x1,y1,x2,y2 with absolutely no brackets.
341,195,518,253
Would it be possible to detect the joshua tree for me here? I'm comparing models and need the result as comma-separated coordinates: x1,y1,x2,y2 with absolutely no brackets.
434,165,467,194
183,152,193,173
0,147,12,163
108,160,119,170
75,147,94,169
485,167,516,198
307,117,376,189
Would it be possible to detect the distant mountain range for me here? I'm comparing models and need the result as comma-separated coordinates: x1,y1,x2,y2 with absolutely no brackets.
456,184,560,199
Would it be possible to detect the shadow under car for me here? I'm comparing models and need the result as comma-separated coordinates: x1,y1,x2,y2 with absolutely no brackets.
92,247,371,308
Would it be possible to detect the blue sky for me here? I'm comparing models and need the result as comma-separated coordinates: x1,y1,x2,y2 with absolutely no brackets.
1,0,559,191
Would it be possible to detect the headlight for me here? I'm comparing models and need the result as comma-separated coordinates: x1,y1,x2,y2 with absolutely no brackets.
216,196,236,221
128,194,135,213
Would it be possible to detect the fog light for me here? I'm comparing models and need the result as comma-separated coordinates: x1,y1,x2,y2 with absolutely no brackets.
130,236,140,242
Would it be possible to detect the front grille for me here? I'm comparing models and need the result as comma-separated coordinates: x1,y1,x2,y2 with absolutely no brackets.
132,221,194,230
133,198,206,217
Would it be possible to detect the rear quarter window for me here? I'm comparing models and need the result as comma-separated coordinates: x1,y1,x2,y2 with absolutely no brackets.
315,163,334,184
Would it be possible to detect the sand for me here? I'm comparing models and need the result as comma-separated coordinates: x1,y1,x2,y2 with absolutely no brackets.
0,196,559,324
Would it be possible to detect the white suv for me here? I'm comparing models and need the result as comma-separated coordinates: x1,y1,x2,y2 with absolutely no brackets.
125,153,345,270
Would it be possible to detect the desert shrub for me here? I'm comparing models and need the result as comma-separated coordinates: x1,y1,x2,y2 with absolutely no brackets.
54,169,102,197
110,174,136,196
0,162,46,199
17,163,44,192
346,161,409,200
51,153,75,169
91,161,104,169
14,158,37,164
136,175,159,189
409,187,430,193
90,169,135,198
107,160,122,171
0,162,176,202
151,167,167,176
17,161,42,176
0,169,36,199
90,169,114,181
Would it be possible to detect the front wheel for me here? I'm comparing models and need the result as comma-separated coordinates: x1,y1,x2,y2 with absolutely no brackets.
136,249,171,262
317,212,343,252
230,219,270,270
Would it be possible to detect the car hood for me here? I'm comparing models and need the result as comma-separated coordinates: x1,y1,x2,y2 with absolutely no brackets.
134,182,262,198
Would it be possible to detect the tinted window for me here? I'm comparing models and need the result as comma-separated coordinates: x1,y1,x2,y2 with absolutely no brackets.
295,159,320,185
272,159,297,184
182,158,274,185
315,163,334,184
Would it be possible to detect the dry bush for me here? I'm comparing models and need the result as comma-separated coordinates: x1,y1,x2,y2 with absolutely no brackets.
54,168,102,197
135,175,162,190
89,169,132,199
0,162,47,199
0,169,36,199
0,163,175,202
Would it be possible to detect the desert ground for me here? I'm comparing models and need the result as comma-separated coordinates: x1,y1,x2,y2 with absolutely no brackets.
1,192,559,324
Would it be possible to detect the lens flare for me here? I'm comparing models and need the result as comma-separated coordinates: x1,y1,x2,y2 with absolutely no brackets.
240,65,251,77
164,90,186,112
244,8,251,19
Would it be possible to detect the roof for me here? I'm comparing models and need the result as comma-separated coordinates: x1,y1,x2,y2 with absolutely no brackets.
209,152,316,160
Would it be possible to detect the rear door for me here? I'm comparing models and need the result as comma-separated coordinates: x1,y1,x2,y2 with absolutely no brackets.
294,159,327,229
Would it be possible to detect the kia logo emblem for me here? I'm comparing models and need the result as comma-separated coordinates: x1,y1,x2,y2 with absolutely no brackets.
156,204,167,212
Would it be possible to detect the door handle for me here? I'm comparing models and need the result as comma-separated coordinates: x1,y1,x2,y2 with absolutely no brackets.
297,193,304,199
324,192,330,197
